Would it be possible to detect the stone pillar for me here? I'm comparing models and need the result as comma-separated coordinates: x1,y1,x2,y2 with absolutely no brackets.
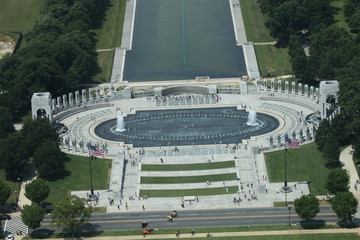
256,79,261,92
285,81,289,95
270,79,275,93
96,87,101,101
277,134,282,148
315,88,319,100
57,96,61,108
269,136,274,150
264,79,268,92
51,99,56,112
89,88,94,101
82,89,87,103
75,91,80,105
154,87,164,96
111,85,115,96
319,81,339,119
304,84,309,98
305,127,310,141
69,92,74,107
292,82,296,95
298,83,302,96
63,94,67,107
278,80,282,95
240,81,248,95
310,86,314,98
104,87,109,101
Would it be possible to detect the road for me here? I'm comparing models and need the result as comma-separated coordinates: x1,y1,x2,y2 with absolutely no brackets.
39,206,338,232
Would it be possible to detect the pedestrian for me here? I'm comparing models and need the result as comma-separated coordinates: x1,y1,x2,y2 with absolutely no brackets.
160,158,163,163
226,187,229,193
117,205,120,210
191,228,195,236
142,205,145,210
176,230,180,237
125,202,128,210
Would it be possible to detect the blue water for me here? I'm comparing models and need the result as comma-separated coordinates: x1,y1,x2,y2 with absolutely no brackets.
123,0,247,81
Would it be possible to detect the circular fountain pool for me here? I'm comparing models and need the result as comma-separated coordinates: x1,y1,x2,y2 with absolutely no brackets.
94,107,279,147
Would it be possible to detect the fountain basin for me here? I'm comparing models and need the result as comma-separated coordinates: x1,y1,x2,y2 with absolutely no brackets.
94,107,279,147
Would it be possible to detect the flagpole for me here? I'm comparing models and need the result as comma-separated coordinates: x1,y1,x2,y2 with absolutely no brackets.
88,146,95,196
284,145,288,205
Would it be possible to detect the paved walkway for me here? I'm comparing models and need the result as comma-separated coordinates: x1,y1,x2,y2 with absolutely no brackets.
340,146,360,202
41,228,360,239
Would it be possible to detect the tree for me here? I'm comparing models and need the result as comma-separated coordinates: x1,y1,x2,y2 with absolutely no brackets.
294,194,320,220
25,178,50,205
21,118,59,156
51,195,93,234
325,168,350,194
0,180,11,205
315,119,330,151
0,107,14,139
331,192,358,222
322,134,340,164
21,203,46,231
33,141,66,180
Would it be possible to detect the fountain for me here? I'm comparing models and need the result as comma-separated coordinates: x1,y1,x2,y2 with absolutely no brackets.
116,111,126,132
246,106,258,126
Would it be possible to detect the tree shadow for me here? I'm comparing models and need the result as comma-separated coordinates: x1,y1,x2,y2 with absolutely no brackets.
337,219,360,228
91,0,113,30
299,219,325,229
30,228,55,239
46,169,71,181
325,161,342,168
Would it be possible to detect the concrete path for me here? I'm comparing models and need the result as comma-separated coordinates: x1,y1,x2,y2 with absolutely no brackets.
40,228,360,239
340,146,360,201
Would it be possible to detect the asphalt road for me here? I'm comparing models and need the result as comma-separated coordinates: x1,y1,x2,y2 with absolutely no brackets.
39,206,338,232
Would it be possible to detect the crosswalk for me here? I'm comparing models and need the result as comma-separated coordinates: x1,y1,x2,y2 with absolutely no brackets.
3,215,28,236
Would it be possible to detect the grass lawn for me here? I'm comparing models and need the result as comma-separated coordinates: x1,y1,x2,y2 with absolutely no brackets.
46,154,111,204
0,170,21,204
239,0,274,42
255,45,293,77
141,173,237,184
0,0,42,32
140,186,238,197
332,0,351,33
141,161,235,171
94,51,115,83
265,142,331,195
94,0,126,49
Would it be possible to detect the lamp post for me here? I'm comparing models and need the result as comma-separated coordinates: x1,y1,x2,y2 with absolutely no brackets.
287,204,292,226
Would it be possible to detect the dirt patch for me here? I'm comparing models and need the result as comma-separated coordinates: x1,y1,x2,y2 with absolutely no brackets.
0,34,15,58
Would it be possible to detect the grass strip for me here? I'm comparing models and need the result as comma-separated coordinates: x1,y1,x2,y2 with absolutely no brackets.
140,186,238,197
265,142,330,195
31,224,343,238
141,173,237,184
46,154,111,204
254,45,293,77
94,51,115,83
239,0,274,42
142,161,235,171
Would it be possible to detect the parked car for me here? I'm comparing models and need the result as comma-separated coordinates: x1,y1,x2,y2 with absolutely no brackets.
1,215,11,220
6,234,14,240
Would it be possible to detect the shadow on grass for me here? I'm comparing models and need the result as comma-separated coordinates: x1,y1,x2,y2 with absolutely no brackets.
325,161,342,168
30,229,55,239
299,219,325,229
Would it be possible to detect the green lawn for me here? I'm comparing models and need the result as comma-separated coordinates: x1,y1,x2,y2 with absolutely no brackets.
0,0,42,32
142,161,235,171
255,45,293,77
0,169,21,204
140,186,238,197
141,173,237,184
239,0,274,42
94,0,126,49
94,51,115,83
265,142,331,195
332,0,351,32
46,154,111,204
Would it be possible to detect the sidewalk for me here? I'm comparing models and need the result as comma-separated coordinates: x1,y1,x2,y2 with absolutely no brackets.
40,228,360,239
340,146,360,202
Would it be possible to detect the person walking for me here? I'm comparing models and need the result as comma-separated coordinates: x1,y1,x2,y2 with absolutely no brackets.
176,230,180,237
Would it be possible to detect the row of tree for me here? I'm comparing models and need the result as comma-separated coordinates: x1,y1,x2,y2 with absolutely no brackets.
0,0,103,118
295,168,358,223
1,178,92,235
